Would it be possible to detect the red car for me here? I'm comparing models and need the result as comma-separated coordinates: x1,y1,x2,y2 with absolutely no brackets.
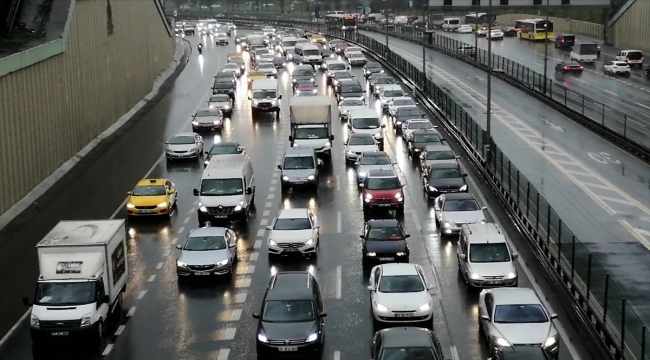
335,43,349,55
361,169,404,215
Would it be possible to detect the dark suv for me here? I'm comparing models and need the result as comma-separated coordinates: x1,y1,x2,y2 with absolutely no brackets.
254,271,326,358
554,33,575,49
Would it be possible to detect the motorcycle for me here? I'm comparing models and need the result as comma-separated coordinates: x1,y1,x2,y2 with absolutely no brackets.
198,44,203,55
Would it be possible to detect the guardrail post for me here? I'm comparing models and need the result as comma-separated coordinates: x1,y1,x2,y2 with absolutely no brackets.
571,236,576,280
526,182,530,212
558,219,562,265
602,104,605,126
582,96,585,114
507,161,511,193
623,115,627,138
642,326,646,360
516,171,520,204
549,79,553,98
500,150,504,183
621,298,626,355
586,253,592,305
564,88,568,107
546,206,551,243
603,274,610,324
536,192,540,229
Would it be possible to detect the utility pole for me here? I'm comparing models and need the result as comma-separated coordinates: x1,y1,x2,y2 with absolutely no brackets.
542,0,550,94
485,0,493,163
421,0,427,90
473,2,478,61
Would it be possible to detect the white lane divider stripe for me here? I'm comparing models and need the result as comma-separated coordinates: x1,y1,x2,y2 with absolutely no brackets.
102,344,114,356
234,292,248,303
336,266,342,299
114,325,125,337
126,307,136,317
265,201,273,208
450,346,460,360
267,193,275,200
217,348,230,360
236,278,251,288
178,227,185,234
148,275,156,282
260,218,268,226
335,175,341,191
254,240,262,249
170,237,178,245
220,328,237,340
162,249,171,257
257,228,266,237
333,350,341,360
336,211,342,233
262,210,271,217
269,185,276,192
183,217,189,224
229,309,242,321
137,290,147,300
156,262,164,270
250,252,259,262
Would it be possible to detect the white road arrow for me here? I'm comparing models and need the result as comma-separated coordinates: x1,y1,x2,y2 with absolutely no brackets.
540,117,564,132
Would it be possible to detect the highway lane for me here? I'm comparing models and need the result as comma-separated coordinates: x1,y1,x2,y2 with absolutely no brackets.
361,29,650,326
417,28,650,124
0,30,585,360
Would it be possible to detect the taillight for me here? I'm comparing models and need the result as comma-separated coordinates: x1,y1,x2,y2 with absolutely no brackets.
564,66,570,70
627,57,630,60
642,57,645,61
561,39,564,43
578,66,584,70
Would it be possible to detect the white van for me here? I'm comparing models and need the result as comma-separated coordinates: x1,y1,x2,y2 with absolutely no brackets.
348,108,385,146
193,154,255,225
295,43,323,65
442,18,461,32
615,49,644,67
280,36,298,54
250,79,281,116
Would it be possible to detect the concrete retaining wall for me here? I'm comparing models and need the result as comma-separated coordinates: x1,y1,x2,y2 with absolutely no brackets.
0,0,175,215
609,0,650,51
497,13,604,40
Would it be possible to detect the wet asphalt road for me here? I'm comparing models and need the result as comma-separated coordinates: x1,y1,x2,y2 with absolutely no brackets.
0,31,590,360
422,29,650,124
360,29,650,326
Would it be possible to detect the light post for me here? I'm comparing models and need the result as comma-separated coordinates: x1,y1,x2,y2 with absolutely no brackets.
485,0,493,162
542,0,550,94
421,2,427,90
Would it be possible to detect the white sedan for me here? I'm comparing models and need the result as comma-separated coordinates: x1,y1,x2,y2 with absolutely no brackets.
401,119,436,141
388,97,417,117
368,263,434,329
345,133,379,163
347,52,367,66
266,208,320,257
256,62,278,77
221,63,241,77
458,25,473,34
488,29,504,40
338,99,367,120
259,53,275,63
215,33,229,45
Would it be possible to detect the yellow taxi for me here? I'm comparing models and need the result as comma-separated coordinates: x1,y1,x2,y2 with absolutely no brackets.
311,34,326,45
247,70,268,88
126,179,177,218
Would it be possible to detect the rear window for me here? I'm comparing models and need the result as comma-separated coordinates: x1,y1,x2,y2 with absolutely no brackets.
627,51,643,60
561,35,575,41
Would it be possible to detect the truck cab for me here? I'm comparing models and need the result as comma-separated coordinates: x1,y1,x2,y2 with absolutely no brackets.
250,79,281,116
289,96,334,159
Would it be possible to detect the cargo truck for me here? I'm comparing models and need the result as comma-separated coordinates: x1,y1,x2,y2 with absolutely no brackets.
23,220,128,345
289,96,334,159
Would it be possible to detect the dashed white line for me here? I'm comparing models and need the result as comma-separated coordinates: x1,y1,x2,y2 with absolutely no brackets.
236,278,252,288
189,207,196,213
604,89,618,97
220,328,237,340
450,346,460,360
254,240,262,249
267,193,275,200
126,306,136,317
163,249,171,257
250,252,259,262
335,266,342,299
137,290,147,300
257,228,266,237
178,227,185,233
183,217,190,224
101,344,114,356
156,262,164,270
229,309,242,321
262,210,271,217
234,292,248,303
217,349,230,360
333,350,341,360
336,211,342,233
269,185,276,192
260,218,268,226
635,102,650,110
265,201,273,208
148,275,156,282
270,178,278,185
114,325,126,336
243,265,256,274
335,175,341,191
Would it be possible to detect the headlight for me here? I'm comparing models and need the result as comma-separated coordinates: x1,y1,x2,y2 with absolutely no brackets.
192,121,199,125
269,239,277,246
272,69,277,73
307,175,315,180
459,184,468,191
470,273,482,280
257,334,269,343
282,175,289,181
347,151,355,155
306,333,318,342
493,337,510,347
418,303,430,312
396,252,407,256
367,252,377,257
380,69,385,73
216,259,229,266
443,221,452,228
395,193,402,199
480,219,487,224
126,203,135,209
234,205,242,211
199,206,208,212
157,202,168,208
223,105,230,109
177,261,187,267
505,272,517,279
30,313,39,327
80,313,92,327
373,132,382,138
365,193,372,200
428,186,437,192
358,171,367,178
312,89,317,93
374,303,390,312
544,335,558,348
305,238,314,246
324,141,331,147
310,77,314,81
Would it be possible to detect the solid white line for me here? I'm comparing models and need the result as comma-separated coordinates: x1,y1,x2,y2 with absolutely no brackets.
336,211,342,233
333,351,341,360
265,201,273,208
0,310,30,347
257,228,266,237
156,262,164,270
101,344,114,356
137,290,147,300
221,328,237,340
336,266,342,299
236,278,252,288
148,275,156,282
254,240,262,249
260,218,268,226
178,227,185,233
262,210,271,217
450,346,460,360
234,292,248,303
635,101,650,110
335,175,341,191
114,325,126,336
126,306,136,317
183,217,189,224
249,252,259,262
230,309,242,321
163,249,171,257
604,89,618,97
217,349,230,360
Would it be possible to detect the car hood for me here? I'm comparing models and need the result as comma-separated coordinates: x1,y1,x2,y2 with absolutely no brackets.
441,211,485,224
424,159,457,167
391,104,414,111
129,195,167,206
428,177,466,189
281,168,316,178
412,142,439,150
179,249,228,266
347,145,377,153
269,229,313,242
167,144,197,152
468,261,515,277
195,115,221,123
293,75,314,81
340,92,364,99
341,105,366,113
376,291,430,310
357,164,392,174
365,240,407,253
365,188,401,198
209,101,231,109
494,322,555,345
200,195,243,207
260,320,317,341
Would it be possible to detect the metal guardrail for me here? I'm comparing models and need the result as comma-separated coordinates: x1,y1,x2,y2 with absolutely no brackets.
188,13,650,360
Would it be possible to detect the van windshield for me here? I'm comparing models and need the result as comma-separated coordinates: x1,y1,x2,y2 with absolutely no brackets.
35,281,97,306
283,40,297,47
253,90,277,99
303,49,320,56
200,178,244,196
283,156,315,169
469,243,510,263
352,117,380,129
578,43,599,55
329,63,347,70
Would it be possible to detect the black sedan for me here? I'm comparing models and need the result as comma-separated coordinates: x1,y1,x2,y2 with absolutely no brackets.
370,75,398,93
214,71,237,85
336,81,364,102
423,163,468,200
364,62,384,78
319,46,333,59
331,71,354,86
407,130,444,158
392,106,426,129
211,80,236,99
501,26,517,37
271,55,286,69
371,327,445,360
555,61,584,74
361,219,410,267
203,142,245,167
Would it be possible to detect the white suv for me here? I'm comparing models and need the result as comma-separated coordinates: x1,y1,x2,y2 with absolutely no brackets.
604,61,631,76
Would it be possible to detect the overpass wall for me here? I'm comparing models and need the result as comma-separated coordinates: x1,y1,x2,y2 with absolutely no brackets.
0,0,175,215
497,13,604,40
609,0,650,51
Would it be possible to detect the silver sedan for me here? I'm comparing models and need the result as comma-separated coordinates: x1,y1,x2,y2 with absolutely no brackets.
165,132,203,161
176,226,238,280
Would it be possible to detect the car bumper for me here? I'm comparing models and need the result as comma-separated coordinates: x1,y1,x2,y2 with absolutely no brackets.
252,105,280,112
427,188,467,199
257,339,323,358
166,151,198,159
281,177,317,187
193,123,222,130
177,264,231,276
216,40,228,44
363,201,404,210
469,278,518,288
345,152,362,162
373,310,432,324
268,243,317,255
197,209,246,222
127,207,170,216
363,252,408,263
30,322,98,342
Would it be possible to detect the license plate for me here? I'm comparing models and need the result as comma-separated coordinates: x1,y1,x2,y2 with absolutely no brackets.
283,248,298,252
292,181,306,185
140,210,154,213
486,280,500,285
194,271,210,275
395,313,413,318
51,332,69,336
278,346,298,352
379,257,394,261
214,215,228,219
377,204,391,207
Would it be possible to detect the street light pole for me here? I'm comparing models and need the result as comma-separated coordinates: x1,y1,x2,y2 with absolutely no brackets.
485,0,493,162
542,0,550,94
421,2,427,90
473,4,478,61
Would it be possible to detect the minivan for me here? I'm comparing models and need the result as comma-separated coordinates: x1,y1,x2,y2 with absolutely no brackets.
348,108,385,148
295,43,323,65
616,49,644,67
442,18,461,31
250,79,281,116
278,147,323,191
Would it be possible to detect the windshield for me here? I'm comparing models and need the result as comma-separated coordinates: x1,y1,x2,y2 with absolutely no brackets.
274,217,312,230
283,40,297,46
35,281,96,306
258,64,274,69
335,73,353,79
398,108,421,117
381,348,436,360
366,63,381,69
196,109,220,117
329,63,347,70
469,243,510,262
253,90,277,99
378,275,424,293
293,69,313,76
213,82,232,89
303,49,320,56
200,178,244,196
366,177,400,190
368,227,404,240
342,100,364,107
132,185,166,196
255,49,270,55
408,122,433,130
429,168,462,179
360,155,390,165
413,134,441,143
169,135,195,145
577,43,599,55
377,77,397,84
210,145,240,155
341,85,362,93
383,90,404,97
210,95,230,103
494,304,548,324
283,156,315,169
184,236,227,251
426,150,454,160
294,127,329,139
393,99,415,106
296,92,318,97
296,81,314,87
442,199,480,211
352,117,380,129
262,300,315,322
348,136,376,145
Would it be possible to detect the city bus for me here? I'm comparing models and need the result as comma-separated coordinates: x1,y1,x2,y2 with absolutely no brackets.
464,12,497,29
516,19,554,41
325,14,358,31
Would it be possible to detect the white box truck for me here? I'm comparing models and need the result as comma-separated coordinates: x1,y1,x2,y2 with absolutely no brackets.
24,220,128,344
289,96,334,159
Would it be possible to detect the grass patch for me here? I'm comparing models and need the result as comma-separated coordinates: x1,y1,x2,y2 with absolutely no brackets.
0,29,45,49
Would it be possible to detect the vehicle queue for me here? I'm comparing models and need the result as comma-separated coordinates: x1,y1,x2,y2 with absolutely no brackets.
126,22,561,360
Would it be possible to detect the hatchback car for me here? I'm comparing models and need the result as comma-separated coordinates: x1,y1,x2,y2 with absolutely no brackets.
175,226,238,279
434,193,486,234
215,33,229,45
203,141,245,167
211,79,236,99
554,33,575,49
419,144,459,173
392,106,426,129
266,208,320,257
604,61,631,76
221,63,242,77
256,62,278,78
491,345,555,360
388,97,417,118
370,74,398,93
331,71,354,87
407,130,444,158
355,151,393,185
362,169,405,215
192,108,224,131
345,133,379,163
371,327,445,360
291,65,315,84
337,81,365,102
293,80,318,95
166,132,203,161
402,119,436,141
338,99,367,120
423,163,468,199
361,219,410,266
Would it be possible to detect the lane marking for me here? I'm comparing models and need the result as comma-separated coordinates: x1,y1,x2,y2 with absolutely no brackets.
260,218,268,226
229,309,242,321
262,210,271,217
270,178,278,185
148,275,156,282
220,328,237,340
171,237,178,245
250,252,259,262
0,310,29,347
265,201,273,208
163,249,171,257
335,175,341,191
189,207,196,213
450,346,460,360
109,154,166,219
234,292,248,303
257,228,266,237
178,227,185,233
114,325,126,337
333,351,341,360
101,344,114,356
336,211,342,233
126,306,136,317
411,209,422,231
183,217,189,224
235,278,251,288
254,240,262,249
269,185,276,192
137,290,147,300
635,102,650,110
156,262,164,270
217,349,230,360
604,89,618,97
267,193,275,200
243,265,256,274
336,266,342,299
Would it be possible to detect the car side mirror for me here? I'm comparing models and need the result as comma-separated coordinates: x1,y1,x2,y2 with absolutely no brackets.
102,295,110,304
381,124,386,128
248,96,251,100
512,252,519,260
253,313,260,319
462,174,468,177
205,151,209,155
550,314,558,319
459,254,467,261
278,95,283,99
367,285,375,291
22,297,31,306
481,314,490,321
176,244,182,249
245,187,253,195
343,142,347,145
405,234,411,238
288,136,294,141
266,225,273,230
427,284,434,290
165,141,169,144
277,165,282,170
359,183,365,188
193,189,199,196
359,234,365,238
329,135,335,141
481,206,488,210
127,191,132,195
317,159,324,167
